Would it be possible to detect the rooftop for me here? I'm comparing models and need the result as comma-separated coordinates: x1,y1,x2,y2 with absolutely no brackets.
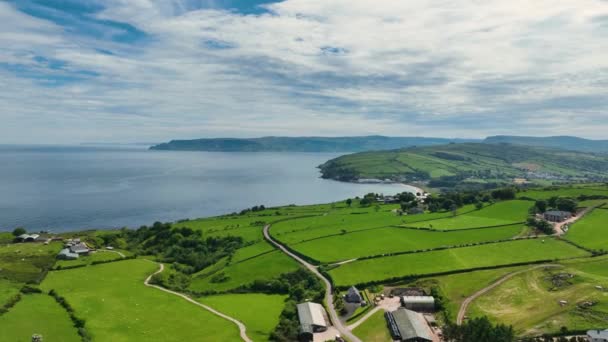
297,302,326,329
391,308,433,341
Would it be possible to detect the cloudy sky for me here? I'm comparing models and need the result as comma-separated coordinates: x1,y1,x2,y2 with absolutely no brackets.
1,0,607,144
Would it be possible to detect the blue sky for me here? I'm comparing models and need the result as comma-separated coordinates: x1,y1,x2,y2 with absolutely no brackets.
1,0,607,143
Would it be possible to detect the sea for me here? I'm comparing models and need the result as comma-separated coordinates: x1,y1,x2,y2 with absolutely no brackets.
0,145,412,232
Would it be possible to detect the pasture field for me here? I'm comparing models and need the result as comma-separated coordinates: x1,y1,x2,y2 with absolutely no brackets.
328,239,589,287
468,259,608,336
175,216,270,243
405,200,531,230
231,241,275,263
40,259,241,342
55,250,125,269
189,250,300,293
198,293,287,342
517,187,608,200
272,204,480,244
0,278,21,306
0,242,62,283
0,293,81,342
291,225,525,263
578,199,608,208
351,309,392,342
566,208,608,252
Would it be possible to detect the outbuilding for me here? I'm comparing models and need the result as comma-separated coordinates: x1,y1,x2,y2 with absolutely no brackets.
544,211,572,222
401,296,435,312
297,302,328,341
588,329,608,342
16,234,40,242
345,286,362,303
386,308,433,342
57,248,79,260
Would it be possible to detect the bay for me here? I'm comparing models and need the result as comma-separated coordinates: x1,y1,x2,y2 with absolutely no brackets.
0,146,411,232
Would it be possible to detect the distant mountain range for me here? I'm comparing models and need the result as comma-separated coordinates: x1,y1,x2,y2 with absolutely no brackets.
150,135,608,153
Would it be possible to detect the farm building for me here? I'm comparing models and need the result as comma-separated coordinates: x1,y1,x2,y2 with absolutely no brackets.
16,234,40,242
57,248,79,260
296,302,328,341
544,211,572,222
345,286,362,303
385,308,433,342
70,242,91,255
401,296,435,312
588,329,608,342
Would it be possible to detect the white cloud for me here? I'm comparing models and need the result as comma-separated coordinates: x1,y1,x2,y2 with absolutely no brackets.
0,0,607,144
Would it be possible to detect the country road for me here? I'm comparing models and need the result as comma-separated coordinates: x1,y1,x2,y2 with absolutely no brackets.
456,264,561,325
144,263,253,342
263,225,362,342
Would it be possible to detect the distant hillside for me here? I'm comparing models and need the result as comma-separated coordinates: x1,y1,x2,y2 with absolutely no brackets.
149,136,479,152
319,143,608,189
484,136,608,153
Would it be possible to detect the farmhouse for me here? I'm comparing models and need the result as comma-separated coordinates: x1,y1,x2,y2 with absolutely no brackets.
587,329,608,342
57,248,79,260
544,211,572,222
16,234,40,242
401,296,435,312
385,308,433,342
296,302,328,341
345,286,362,303
70,242,91,255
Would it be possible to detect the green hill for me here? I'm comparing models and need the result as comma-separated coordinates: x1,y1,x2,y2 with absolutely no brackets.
318,143,608,188
484,135,608,153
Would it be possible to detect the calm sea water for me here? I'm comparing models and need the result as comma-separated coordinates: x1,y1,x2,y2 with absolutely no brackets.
0,146,410,232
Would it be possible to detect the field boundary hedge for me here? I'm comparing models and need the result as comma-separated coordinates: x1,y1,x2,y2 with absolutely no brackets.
399,221,526,232
48,289,91,342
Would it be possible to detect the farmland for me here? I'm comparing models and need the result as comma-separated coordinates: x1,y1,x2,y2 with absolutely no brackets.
0,293,81,342
0,242,62,283
290,224,525,263
565,207,608,252
198,293,287,342
55,250,126,269
327,239,589,287
468,257,608,336
351,309,392,342
40,259,242,341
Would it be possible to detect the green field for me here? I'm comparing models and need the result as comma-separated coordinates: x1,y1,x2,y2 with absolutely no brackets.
0,242,62,283
328,239,590,287
189,250,300,293
40,259,241,341
291,225,525,263
198,293,287,342
405,200,531,230
55,250,125,269
352,309,392,342
469,257,608,335
566,208,608,252
0,293,81,342
518,187,608,200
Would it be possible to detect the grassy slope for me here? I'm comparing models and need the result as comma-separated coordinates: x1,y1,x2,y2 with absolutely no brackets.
291,225,524,263
469,257,608,335
0,294,81,342
352,309,392,342
328,239,589,287
198,293,287,342
0,242,62,283
518,186,608,200
0,279,21,307
55,250,124,269
40,259,241,342
406,200,531,230
566,208,608,252
189,251,300,292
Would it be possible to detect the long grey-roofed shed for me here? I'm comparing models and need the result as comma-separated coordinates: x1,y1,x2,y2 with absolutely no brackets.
386,308,433,342
296,302,328,341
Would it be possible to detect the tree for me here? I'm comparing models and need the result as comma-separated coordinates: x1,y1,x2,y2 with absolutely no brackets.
12,227,26,237
345,198,352,207
491,188,516,200
535,200,548,213
443,316,514,342
475,202,483,210
556,198,578,213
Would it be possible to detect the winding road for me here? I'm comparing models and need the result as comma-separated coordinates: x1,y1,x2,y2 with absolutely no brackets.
456,264,561,325
144,263,253,342
263,224,362,342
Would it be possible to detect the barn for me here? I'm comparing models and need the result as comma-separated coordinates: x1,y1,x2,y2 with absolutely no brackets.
297,302,328,341
401,296,435,312
386,308,433,342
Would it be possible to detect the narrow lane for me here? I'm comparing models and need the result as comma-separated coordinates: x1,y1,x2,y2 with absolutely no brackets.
263,224,362,342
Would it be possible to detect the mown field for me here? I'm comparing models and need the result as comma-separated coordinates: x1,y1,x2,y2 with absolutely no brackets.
405,200,531,230
468,256,608,336
290,224,525,263
328,239,589,287
198,293,287,342
351,309,392,342
566,207,608,252
189,250,300,293
517,186,608,200
40,259,242,341
0,293,81,342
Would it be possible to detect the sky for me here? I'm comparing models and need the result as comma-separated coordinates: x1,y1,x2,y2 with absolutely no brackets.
1,0,607,144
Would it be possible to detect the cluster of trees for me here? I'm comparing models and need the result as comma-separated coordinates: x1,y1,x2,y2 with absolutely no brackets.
424,189,493,213
532,197,578,214
526,218,555,235
268,269,324,342
521,335,588,342
239,205,266,215
443,317,514,342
